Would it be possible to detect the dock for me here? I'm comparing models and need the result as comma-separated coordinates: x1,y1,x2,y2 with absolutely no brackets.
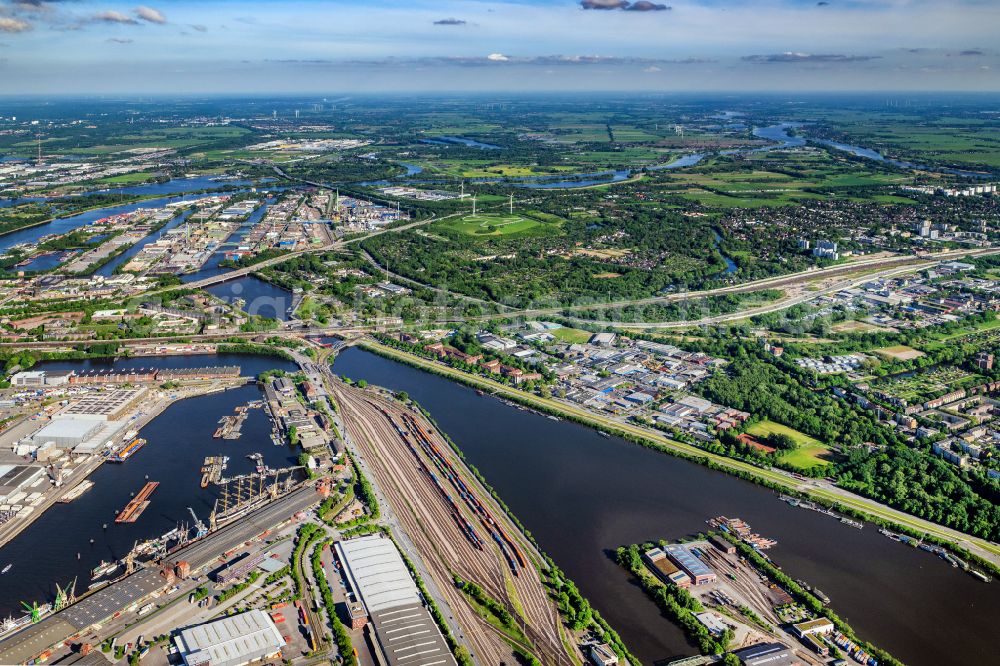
200,456,228,488
57,480,94,504
213,405,252,439
779,494,863,529
115,481,159,523
707,515,777,550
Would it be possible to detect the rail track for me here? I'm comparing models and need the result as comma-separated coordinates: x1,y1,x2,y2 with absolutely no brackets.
331,382,576,666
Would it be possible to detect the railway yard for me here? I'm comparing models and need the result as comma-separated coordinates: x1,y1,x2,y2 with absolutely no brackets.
330,381,579,666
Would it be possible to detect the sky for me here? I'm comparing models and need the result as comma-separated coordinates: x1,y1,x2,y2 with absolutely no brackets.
0,0,997,93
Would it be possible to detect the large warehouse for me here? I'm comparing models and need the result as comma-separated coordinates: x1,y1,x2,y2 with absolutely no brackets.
173,610,284,666
30,418,104,448
663,544,717,586
336,535,456,666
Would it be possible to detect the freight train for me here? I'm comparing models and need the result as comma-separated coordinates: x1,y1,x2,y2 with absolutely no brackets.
383,406,527,574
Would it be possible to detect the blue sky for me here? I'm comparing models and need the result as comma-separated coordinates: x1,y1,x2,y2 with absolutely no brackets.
0,0,997,93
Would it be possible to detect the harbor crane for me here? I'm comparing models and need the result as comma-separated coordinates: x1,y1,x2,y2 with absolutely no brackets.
187,507,208,539
20,601,41,624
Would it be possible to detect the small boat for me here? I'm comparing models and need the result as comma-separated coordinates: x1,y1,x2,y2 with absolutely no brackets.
1,564,11,574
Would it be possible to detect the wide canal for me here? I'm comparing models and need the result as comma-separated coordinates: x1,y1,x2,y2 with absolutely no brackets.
332,347,999,666
0,353,297,618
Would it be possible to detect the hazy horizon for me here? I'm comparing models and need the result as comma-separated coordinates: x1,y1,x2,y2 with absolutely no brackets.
0,0,998,94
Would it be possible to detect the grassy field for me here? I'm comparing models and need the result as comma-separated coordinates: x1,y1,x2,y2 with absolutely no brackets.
746,420,832,469
550,326,593,344
873,345,925,361
831,320,894,334
93,172,160,185
433,212,555,238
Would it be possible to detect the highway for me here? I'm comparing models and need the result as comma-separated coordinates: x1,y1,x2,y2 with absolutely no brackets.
569,260,938,329
6,244,997,354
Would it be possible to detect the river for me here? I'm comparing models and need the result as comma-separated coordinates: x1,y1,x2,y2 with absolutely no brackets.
331,347,1000,666
179,198,276,284
0,353,298,618
748,124,991,179
0,192,229,253
205,276,295,322
0,176,253,211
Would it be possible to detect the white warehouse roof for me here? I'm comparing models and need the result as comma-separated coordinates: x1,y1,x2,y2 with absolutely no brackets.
174,610,283,666
336,535,421,614
31,418,103,445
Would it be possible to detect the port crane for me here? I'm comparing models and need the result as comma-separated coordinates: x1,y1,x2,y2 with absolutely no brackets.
53,578,76,611
20,601,41,624
187,507,208,539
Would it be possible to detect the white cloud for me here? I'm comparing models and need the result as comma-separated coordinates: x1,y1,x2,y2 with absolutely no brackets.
0,17,32,33
135,6,167,25
92,11,137,25
487,52,508,61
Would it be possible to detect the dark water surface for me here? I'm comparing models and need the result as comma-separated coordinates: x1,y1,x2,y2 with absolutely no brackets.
0,354,297,617
205,276,294,322
332,347,999,666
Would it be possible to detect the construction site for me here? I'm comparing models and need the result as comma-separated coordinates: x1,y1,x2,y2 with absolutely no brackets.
330,380,580,666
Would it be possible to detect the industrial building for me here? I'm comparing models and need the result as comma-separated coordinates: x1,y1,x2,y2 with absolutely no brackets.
173,610,284,666
157,366,241,380
709,535,736,555
644,547,692,587
588,643,619,666
695,612,728,637
59,388,146,421
0,463,46,503
0,487,320,666
11,370,72,387
213,551,266,584
732,642,802,666
663,544,717,586
792,618,834,638
335,535,456,666
30,418,104,448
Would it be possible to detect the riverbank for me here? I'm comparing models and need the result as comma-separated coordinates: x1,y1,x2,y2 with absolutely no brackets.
354,338,1000,570
332,345,1000,666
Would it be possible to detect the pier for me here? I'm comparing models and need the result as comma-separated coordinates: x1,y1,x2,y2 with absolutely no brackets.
114,482,159,524
199,456,228,488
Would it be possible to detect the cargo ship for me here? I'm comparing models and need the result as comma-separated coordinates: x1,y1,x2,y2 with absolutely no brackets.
108,438,147,463
91,559,120,580
0,604,52,639
58,480,94,503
